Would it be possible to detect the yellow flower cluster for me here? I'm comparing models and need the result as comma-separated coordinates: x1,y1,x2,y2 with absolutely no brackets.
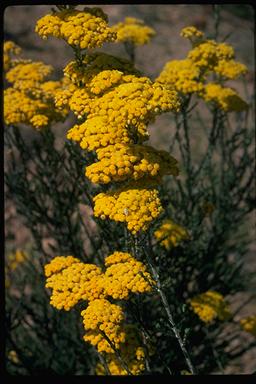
39,80,64,99
4,88,45,126
96,325,146,375
6,249,28,271
157,26,248,112
67,76,180,150
4,45,68,129
35,8,116,49
67,88,93,118
112,17,156,46
44,254,151,361
156,59,204,94
85,143,178,184
93,187,163,234
5,249,29,288
4,84,66,129
6,61,53,90
54,53,140,117
213,59,248,80
35,13,62,39
45,252,154,307
44,254,153,360
187,40,234,71
63,62,179,233
180,26,204,40
240,316,256,337
30,114,49,129
44,255,79,276
104,252,133,266
63,58,179,232
67,116,135,151
45,257,105,310
4,41,22,71
188,291,231,323
81,299,126,353
104,252,155,299
154,219,190,249
89,69,123,95
54,78,77,109
203,83,248,112
8,350,20,364
41,14,180,235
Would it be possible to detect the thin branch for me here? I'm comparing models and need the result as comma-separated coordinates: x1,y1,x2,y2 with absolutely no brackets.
142,234,197,375
98,329,133,375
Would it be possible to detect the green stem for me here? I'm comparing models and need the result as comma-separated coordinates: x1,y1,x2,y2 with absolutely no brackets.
143,235,197,375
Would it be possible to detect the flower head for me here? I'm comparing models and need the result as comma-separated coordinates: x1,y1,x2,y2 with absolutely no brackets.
93,186,163,234
188,291,231,323
81,299,125,353
180,26,204,40
35,8,116,49
45,257,105,310
112,17,156,46
103,252,155,299
202,83,248,112
156,59,204,94
4,41,22,71
6,249,28,271
188,40,234,71
86,143,178,185
154,219,190,249
240,316,256,337
67,77,179,151
213,59,248,80
4,88,45,126
6,61,53,90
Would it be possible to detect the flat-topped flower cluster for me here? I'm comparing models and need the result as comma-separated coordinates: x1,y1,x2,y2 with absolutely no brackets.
156,26,248,112
4,43,67,129
45,252,155,374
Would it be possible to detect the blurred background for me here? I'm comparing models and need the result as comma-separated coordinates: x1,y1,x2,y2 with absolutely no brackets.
4,4,255,374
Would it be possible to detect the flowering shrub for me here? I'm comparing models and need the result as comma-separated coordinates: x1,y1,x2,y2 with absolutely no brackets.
4,4,255,376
